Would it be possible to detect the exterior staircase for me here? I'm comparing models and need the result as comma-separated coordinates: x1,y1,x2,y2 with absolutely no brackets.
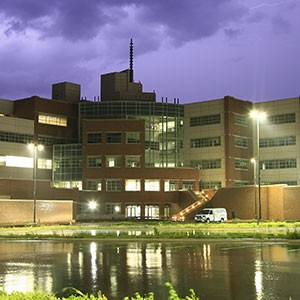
172,190,212,221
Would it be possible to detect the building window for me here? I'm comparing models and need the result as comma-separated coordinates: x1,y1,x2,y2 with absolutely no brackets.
145,205,160,219
87,132,102,144
190,114,220,127
126,132,141,143
126,205,141,218
260,136,296,148
233,113,248,127
234,136,248,148
164,204,170,219
106,179,122,192
145,179,160,191
1,155,32,168
0,131,33,144
200,181,222,190
260,159,297,169
38,158,52,169
106,155,121,167
54,181,82,190
38,113,67,127
192,159,221,169
106,204,121,215
235,158,249,170
235,180,251,187
106,132,122,143
87,156,102,168
190,137,221,148
125,179,141,191
164,180,178,191
126,156,141,168
263,180,297,186
86,179,102,191
182,181,194,190
267,113,295,125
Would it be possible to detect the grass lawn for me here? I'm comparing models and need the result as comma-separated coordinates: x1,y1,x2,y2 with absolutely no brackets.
0,220,300,240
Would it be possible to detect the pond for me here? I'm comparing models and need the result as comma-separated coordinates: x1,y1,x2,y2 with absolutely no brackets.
0,240,299,299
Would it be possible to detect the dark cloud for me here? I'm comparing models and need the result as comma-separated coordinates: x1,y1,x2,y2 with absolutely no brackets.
1,0,299,102
0,0,246,43
224,28,242,39
137,0,246,44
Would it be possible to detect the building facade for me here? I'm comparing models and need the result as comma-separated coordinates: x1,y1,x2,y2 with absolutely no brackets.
1,67,300,223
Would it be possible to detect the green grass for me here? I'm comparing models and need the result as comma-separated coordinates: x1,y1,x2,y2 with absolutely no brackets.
0,221,300,240
0,283,200,300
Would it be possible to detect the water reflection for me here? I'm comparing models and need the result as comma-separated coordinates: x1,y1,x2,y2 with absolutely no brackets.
254,259,263,300
0,241,300,300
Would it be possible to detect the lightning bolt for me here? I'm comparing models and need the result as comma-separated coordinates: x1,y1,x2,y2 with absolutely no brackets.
250,0,299,9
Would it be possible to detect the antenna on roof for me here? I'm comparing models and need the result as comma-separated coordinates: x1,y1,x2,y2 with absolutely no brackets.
129,38,134,83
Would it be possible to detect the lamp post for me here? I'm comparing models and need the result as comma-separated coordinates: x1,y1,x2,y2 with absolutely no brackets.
250,157,257,219
250,111,266,223
28,143,44,224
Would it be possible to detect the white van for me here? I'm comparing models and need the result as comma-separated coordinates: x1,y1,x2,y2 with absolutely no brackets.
194,208,227,223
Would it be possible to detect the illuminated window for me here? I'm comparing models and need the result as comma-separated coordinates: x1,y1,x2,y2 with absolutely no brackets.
126,205,141,218
145,205,159,219
3,156,32,168
125,179,141,191
106,156,121,167
53,181,82,190
38,158,52,169
164,180,178,191
126,156,140,168
145,179,160,191
38,113,67,127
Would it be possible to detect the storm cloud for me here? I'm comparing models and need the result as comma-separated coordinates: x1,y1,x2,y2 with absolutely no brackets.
0,0,299,102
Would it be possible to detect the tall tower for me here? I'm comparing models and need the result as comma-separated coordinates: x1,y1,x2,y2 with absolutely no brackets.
129,38,134,83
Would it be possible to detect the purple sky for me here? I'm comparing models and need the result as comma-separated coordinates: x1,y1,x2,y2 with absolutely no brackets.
0,0,299,103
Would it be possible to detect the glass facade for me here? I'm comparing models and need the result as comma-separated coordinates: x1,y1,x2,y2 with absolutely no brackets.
79,101,184,167
52,144,82,188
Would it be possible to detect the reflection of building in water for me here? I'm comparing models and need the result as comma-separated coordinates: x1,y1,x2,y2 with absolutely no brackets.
0,241,73,294
1,241,300,299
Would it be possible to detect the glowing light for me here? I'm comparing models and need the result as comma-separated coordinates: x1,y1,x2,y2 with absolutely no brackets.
250,110,266,120
88,200,98,211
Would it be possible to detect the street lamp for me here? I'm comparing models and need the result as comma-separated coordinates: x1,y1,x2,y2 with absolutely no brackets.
250,158,257,219
28,143,44,224
250,110,266,223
